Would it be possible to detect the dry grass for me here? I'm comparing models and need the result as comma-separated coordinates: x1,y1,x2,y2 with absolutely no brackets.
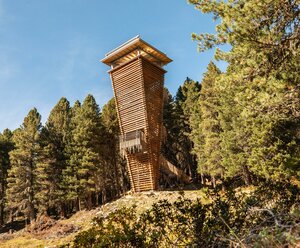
0,189,205,248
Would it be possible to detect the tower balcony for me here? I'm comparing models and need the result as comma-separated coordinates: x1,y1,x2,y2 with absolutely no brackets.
119,129,147,157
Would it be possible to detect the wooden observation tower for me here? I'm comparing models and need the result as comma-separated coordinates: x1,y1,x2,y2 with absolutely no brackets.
102,36,189,192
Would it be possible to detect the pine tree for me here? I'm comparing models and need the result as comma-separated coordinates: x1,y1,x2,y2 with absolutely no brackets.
0,129,13,225
102,98,128,198
161,82,201,181
6,108,41,222
189,0,300,182
36,97,70,216
68,95,104,210
174,78,201,178
192,62,223,186
62,100,81,210
161,88,178,166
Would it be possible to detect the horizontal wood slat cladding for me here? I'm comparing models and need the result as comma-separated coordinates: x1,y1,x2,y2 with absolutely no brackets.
141,58,165,190
111,58,147,135
109,55,166,192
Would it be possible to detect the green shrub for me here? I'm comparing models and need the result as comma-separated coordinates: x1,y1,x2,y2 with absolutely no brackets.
67,181,299,247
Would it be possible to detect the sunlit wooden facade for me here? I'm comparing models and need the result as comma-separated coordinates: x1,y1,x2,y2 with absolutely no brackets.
102,36,172,191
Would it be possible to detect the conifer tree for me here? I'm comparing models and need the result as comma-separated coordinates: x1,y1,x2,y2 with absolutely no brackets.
102,98,128,197
173,78,201,178
192,62,223,186
189,0,300,182
161,82,201,180
68,95,104,209
161,88,178,166
63,100,81,210
36,97,70,216
6,108,41,222
0,129,13,225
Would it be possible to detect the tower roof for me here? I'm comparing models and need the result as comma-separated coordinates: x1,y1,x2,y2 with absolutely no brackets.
101,35,172,67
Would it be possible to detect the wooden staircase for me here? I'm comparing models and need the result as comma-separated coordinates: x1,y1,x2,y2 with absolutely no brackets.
160,155,191,184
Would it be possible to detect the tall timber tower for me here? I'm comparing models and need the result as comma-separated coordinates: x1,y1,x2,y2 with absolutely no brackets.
102,36,172,192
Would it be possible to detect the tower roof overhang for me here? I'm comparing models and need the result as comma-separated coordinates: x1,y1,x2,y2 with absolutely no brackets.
101,35,172,67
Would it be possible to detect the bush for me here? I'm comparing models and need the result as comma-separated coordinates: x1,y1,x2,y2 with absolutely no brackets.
67,181,300,247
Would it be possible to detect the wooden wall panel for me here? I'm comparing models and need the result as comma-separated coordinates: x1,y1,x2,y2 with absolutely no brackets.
109,56,166,192
111,58,147,134
142,58,165,190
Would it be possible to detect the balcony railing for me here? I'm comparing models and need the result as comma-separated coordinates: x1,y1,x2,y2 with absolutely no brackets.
119,129,147,157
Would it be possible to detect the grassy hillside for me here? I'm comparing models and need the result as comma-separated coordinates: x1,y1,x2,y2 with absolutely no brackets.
0,190,204,248
1,181,299,247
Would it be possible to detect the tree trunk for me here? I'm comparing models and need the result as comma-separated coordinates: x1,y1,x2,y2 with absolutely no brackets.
0,204,4,225
60,202,66,218
9,210,13,223
242,165,252,185
28,202,36,223
29,161,36,222
212,176,216,188
79,198,82,211
112,142,121,197
114,161,121,197
200,173,204,185
102,188,107,204
95,193,99,206
86,192,92,210
76,197,81,212
0,183,5,225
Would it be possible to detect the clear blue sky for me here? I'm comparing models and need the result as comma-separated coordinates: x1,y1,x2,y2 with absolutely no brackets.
0,0,224,131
